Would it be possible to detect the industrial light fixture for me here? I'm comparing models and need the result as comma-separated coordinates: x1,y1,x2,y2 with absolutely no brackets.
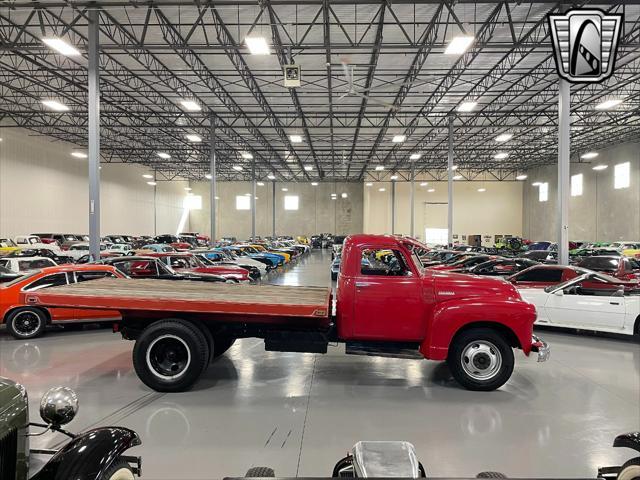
365,182,373,187
257,181,265,186
457,101,477,112
304,165,313,171
495,133,513,142
42,99,69,111
331,193,337,197
445,36,474,55
592,164,608,171
205,174,212,179
232,165,243,171
494,152,509,160
311,182,318,186
289,134,303,143
378,187,386,192
375,165,385,171
267,174,276,180
420,182,428,186
581,152,599,160
451,165,458,170
427,188,435,193
341,193,348,198
477,187,486,192
595,99,622,110
184,187,192,191
453,175,463,180
390,175,398,180
142,174,154,179
245,36,270,55
146,181,157,186
42,37,81,56
392,134,406,143
185,134,202,142
157,152,171,159
410,153,422,160
281,187,288,192
532,182,542,187
244,193,252,196
71,152,87,159
180,100,201,111
241,152,253,159
516,174,528,181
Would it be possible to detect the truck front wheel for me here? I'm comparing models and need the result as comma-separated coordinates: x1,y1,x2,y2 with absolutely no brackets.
133,319,210,392
447,328,514,391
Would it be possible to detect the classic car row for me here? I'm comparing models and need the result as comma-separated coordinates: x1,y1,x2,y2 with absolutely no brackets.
0,234,314,339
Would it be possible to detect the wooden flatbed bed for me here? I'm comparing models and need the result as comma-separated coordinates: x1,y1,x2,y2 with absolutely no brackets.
23,278,332,324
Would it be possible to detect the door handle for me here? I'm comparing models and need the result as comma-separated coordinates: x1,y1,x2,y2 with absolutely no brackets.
355,282,371,288
610,301,620,305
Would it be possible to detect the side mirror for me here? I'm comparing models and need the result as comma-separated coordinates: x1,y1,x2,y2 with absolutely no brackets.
40,386,79,427
553,289,564,296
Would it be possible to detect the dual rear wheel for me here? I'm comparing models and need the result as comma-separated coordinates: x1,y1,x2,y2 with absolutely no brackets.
132,318,235,392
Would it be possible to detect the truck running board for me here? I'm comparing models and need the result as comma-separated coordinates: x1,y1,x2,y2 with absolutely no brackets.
345,341,423,360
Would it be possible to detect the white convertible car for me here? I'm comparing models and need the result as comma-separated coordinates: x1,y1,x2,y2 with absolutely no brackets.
519,272,640,336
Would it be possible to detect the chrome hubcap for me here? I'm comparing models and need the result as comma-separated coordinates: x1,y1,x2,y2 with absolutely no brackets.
461,340,502,381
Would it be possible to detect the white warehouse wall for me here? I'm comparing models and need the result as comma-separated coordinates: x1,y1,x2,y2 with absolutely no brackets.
364,180,524,245
523,141,640,242
0,128,188,238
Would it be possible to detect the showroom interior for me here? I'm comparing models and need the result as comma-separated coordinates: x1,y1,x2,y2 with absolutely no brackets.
0,1,639,480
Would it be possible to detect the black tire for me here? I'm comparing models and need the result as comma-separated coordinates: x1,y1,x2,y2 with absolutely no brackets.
104,459,135,480
477,472,508,479
246,467,275,477
618,457,640,480
6,308,47,340
447,327,514,391
132,318,210,392
212,337,235,359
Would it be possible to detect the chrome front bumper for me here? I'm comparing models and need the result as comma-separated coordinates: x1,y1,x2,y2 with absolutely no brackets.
531,335,550,362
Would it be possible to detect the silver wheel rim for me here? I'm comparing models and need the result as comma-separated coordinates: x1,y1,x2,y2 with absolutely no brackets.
12,311,42,337
460,340,502,381
146,334,192,380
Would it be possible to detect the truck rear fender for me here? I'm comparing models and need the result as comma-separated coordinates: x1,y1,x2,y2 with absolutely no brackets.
419,298,535,361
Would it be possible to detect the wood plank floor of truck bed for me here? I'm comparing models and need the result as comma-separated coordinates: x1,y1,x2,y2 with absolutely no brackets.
22,278,332,320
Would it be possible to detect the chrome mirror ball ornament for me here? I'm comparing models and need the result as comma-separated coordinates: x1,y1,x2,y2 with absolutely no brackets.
40,386,79,427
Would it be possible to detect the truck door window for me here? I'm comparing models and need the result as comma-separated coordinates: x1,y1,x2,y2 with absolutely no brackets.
361,249,410,276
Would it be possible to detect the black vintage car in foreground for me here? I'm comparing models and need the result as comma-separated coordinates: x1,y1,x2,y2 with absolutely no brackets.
0,377,141,480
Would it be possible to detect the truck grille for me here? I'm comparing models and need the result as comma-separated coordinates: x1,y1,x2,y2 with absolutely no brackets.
0,428,18,480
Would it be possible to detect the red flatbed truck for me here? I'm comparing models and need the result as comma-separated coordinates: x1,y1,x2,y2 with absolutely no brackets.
23,234,549,392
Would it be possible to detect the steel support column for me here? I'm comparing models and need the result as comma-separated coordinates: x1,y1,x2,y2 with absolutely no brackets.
210,117,217,243
410,164,415,238
251,160,256,239
272,181,276,237
447,116,454,247
557,79,571,265
391,180,396,234
88,8,101,261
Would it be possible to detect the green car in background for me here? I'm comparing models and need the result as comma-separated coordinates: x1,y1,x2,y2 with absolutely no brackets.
0,376,141,480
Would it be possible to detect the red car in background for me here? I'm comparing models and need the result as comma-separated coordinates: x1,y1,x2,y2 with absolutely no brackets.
576,256,640,282
148,252,250,282
508,264,640,291
1,264,123,339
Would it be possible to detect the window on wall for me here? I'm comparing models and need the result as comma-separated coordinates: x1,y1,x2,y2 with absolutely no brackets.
235,195,251,210
539,182,549,202
424,228,448,246
284,195,299,211
615,162,630,189
571,174,583,197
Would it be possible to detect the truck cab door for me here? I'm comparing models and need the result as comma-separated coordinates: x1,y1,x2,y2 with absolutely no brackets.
351,248,424,341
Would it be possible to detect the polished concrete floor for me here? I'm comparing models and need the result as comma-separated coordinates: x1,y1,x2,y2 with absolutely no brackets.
1,249,639,479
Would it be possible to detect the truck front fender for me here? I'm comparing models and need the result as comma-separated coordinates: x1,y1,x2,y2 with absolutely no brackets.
420,298,536,361
31,427,141,480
